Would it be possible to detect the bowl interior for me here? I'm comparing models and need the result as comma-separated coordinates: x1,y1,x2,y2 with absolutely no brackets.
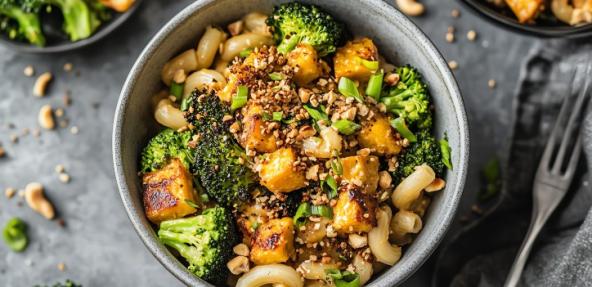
113,0,469,286
459,0,592,37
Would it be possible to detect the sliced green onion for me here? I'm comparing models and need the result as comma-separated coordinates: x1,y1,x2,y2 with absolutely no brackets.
170,82,184,101
324,175,338,199
366,71,384,101
184,199,200,209
331,157,343,176
326,269,361,287
251,221,260,231
272,111,283,122
239,48,253,58
271,86,282,92
278,34,301,54
359,58,379,71
231,85,249,111
440,137,453,170
2,217,27,252
303,105,329,123
338,77,364,103
262,113,272,121
180,97,190,111
293,203,333,227
269,72,284,81
390,118,417,142
332,119,361,136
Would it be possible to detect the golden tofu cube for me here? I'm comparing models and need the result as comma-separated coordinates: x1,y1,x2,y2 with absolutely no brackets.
341,155,380,194
250,217,295,265
357,114,402,155
332,187,377,234
288,43,323,86
259,147,307,193
142,158,197,224
241,104,278,153
334,38,379,82
505,0,543,23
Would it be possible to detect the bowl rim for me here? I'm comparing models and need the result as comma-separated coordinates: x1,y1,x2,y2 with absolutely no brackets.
0,0,143,54
458,0,592,38
112,0,470,286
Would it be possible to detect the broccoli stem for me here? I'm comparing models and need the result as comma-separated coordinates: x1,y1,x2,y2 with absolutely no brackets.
48,0,95,41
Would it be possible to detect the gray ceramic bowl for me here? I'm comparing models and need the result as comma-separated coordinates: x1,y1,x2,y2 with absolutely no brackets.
113,0,469,286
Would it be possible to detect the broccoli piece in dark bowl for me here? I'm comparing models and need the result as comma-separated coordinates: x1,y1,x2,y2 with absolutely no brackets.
392,130,445,184
0,0,45,45
267,2,345,56
381,65,433,131
185,91,256,207
140,128,195,173
158,207,238,286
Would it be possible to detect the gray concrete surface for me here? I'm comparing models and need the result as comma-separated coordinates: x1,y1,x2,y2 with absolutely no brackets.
0,0,544,286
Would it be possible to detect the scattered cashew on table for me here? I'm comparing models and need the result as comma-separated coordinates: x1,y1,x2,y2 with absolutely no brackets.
396,0,425,17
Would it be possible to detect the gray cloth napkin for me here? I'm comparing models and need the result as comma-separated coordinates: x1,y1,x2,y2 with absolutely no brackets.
433,41,592,287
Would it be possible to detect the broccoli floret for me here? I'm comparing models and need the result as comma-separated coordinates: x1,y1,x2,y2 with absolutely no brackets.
267,2,345,56
0,0,45,46
381,65,432,130
392,130,444,184
185,91,255,207
158,207,238,285
140,129,195,173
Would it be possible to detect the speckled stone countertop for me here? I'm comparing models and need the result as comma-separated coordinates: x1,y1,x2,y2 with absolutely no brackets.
0,0,546,286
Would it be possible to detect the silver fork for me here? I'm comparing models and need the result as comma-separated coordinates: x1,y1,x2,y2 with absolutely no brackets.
504,63,591,287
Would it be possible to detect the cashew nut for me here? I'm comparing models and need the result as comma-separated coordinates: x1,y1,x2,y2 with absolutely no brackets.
552,0,575,24
396,0,425,17
233,243,250,256
33,72,52,97
425,178,446,192
227,255,250,275
38,105,55,130
25,182,55,220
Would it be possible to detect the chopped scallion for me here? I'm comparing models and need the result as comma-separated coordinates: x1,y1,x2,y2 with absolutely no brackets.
390,118,417,142
272,111,283,122
440,137,453,170
360,58,379,71
269,72,284,81
170,82,184,101
324,175,338,199
293,202,333,227
303,105,329,123
239,48,253,58
2,217,27,252
332,119,361,136
366,70,384,100
231,85,249,111
338,77,364,103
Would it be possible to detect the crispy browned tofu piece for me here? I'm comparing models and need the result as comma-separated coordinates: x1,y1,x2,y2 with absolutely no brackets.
334,38,379,82
357,113,402,155
241,104,278,153
505,0,543,23
259,147,307,193
341,155,380,194
250,217,295,265
142,158,197,224
288,43,323,86
332,186,377,234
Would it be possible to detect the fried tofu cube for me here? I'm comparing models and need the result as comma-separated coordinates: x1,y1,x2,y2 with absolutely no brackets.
341,155,380,194
259,147,307,193
142,158,197,224
505,0,543,23
241,104,278,153
288,43,323,86
334,38,379,82
250,218,295,265
357,114,402,155
332,187,377,234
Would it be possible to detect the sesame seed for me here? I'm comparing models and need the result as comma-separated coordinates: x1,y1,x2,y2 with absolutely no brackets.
59,173,70,183
451,9,460,18
70,126,79,134
63,63,73,72
448,60,458,70
24,65,34,77
488,79,497,89
467,30,477,41
55,164,65,173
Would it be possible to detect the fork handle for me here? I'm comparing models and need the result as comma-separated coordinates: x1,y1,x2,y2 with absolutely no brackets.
503,185,565,287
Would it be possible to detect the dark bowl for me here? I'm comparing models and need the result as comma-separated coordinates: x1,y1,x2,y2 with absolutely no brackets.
113,0,469,286
0,0,142,53
459,0,592,37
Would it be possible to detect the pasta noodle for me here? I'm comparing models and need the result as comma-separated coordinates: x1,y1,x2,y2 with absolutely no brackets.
236,264,303,287
196,26,226,69
221,33,273,61
368,206,402,266
391,164,435,210
161,49,199,86
352,253,373,285
243,12,271,35
391,210,422,237
154,99,188,130
183,69,226,98
298,260,338,280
